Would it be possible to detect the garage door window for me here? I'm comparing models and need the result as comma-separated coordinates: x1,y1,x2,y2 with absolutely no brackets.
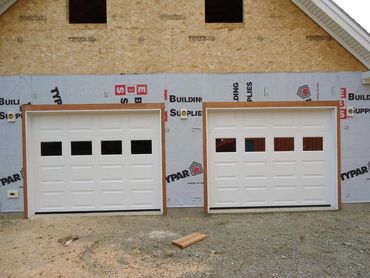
41,142,62,156
245,138,265,152
216,138,236,152
71,141,92,155
274,137,294,152
131,140,152,155
303,137,323,151
101,140,122,155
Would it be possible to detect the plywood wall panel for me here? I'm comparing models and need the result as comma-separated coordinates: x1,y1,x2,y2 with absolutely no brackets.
0,0,366,75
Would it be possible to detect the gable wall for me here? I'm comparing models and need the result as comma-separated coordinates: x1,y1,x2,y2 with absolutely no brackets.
0,0,367,75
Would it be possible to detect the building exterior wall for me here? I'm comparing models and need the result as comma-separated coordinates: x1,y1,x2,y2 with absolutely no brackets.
1,72,370,212
0,0,367,75
0,1,369,212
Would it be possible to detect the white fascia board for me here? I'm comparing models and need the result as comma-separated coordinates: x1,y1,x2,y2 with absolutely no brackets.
363,72,370,85
291,0,370,69
311,0,370,48
0,0,17,16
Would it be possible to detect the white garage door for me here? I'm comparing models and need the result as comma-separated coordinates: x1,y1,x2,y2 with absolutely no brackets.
27,109,163,214
206,107,339,212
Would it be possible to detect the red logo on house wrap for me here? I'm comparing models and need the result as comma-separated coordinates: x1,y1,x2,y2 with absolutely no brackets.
115,84,148,96
115,85,126,95
137,84,148,95
127,86,135,94
189,161,204,176
297,85,311,99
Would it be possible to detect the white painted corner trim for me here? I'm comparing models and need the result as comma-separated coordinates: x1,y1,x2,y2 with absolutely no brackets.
291,0,370,71
0,0,17,16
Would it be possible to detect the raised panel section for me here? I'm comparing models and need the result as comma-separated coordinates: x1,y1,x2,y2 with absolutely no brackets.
207,107,336,210
28,110,162,214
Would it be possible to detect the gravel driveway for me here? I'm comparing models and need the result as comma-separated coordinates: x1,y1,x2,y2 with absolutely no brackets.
1,204,370,277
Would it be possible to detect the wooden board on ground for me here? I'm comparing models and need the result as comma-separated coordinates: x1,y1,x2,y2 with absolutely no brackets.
171,232,208,249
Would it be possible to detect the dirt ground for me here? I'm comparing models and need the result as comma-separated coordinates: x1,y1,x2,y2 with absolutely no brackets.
1,204,370,278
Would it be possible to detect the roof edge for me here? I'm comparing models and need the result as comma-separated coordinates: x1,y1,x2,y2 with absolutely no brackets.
0,0,17,16
291,0,370,70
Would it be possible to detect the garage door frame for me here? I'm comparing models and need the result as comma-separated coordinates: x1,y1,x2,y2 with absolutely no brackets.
22,103,166,218
203,101,341,214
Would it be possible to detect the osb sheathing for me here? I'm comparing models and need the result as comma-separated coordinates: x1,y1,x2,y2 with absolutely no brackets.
0,0,367,75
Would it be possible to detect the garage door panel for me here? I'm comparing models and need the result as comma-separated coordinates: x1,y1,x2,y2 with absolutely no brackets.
69,184,97,208
273,176,297,184
101,198,127,209
272,111,298,126
100,180,126,191
302,155,326,163
214,175,239,183
130,203,156,210
39,181,65,191
302,187,328,203
241,111,269,127
300,111,329,127
68,114,95,130
130,164,155,180
213,186,239,204
39,192,67,210
213,162,239,179
243,200,269,206
302,160,326,177
129,182,156,193
100,177,125,184
302,190,328,203
302,189,328,201
38,132,64,141
69,165,95,179
99,165,126,180
272,199,299,206
130,156,156,164
37,115,64,130
129,190,159,208
212,183,240,200
243,161,268,178
242,189,269,206
210,193,239,207
69,156,95,162
242,126,268,133
98,113,126,130
207,107,337,210
70,177,95,185
212,181,239,203
29,109,163,214
272,160,298,176
70,177,95,184
209,111,239,128
39,165,65,182
272,188,300,203
242,179,269,188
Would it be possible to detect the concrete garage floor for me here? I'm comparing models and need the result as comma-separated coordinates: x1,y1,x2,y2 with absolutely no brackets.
1,204,370,278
